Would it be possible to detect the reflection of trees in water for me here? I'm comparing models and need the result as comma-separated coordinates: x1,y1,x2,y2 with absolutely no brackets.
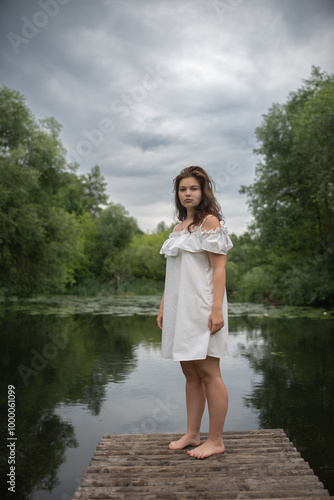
235,315,334,494
0,311,158,499
15,413,77,500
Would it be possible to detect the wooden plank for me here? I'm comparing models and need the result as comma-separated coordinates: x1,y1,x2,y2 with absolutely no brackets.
73,490,330,500
72,430,332,500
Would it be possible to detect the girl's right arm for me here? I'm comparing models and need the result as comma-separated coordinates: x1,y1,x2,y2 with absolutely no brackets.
157,292,164,330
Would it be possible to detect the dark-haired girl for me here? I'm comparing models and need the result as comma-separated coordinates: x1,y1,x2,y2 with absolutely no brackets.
157,166,233,459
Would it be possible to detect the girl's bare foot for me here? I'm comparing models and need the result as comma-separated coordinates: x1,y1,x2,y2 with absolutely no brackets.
168,433,201,450
187,439,225,459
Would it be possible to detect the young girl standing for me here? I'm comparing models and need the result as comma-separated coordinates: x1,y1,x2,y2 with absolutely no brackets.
157,166,233,459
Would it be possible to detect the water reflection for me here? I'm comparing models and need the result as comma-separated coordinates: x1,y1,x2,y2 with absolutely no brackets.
0,305,333,499
235,316,334,494
1,312,158,499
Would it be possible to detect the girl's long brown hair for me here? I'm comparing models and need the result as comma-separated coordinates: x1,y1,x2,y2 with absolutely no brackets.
173,166,223,231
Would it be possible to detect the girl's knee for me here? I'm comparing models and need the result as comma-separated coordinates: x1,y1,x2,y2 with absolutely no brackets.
197,371,212,385
195,360,222,385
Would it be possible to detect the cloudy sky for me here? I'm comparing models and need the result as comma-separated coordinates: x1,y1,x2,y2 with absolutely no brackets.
1,0,333,234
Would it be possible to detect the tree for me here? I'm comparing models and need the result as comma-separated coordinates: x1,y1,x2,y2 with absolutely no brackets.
0,87,82,296
0,157,81,296
90,203,142,285
240,68,334,306
125,231,169,281
57,164,109,217
0,86,34,150
81,165,108,217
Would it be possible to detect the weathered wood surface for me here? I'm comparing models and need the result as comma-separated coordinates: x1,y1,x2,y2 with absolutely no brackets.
72,429,332,499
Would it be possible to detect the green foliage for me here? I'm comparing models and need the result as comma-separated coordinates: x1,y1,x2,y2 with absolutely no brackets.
226,232,274,303
0,88,80,296
125,230,170,281
57,165,108,217
89,203,142,285
2,74,333,306
240,67,334,307
0,87,109,297
0,83,165,296
0,158,81,294
242,67,334,251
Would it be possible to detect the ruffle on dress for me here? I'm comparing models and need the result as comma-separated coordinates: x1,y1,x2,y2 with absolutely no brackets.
160,226,233,257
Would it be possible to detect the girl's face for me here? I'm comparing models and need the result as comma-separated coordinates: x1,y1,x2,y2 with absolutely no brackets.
178,176,202,211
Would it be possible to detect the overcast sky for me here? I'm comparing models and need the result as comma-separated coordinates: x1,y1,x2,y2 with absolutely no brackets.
1,0,333,234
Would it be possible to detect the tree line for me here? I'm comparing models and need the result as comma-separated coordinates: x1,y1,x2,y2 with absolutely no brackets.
236,66,334,307
0,67,333,306
0,85,172,298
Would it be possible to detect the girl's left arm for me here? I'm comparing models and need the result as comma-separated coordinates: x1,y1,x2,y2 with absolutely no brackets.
157,291,164,330
208,252,226,335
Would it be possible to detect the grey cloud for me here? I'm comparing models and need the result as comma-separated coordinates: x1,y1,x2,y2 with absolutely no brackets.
123,131,182,152
0,0,333,233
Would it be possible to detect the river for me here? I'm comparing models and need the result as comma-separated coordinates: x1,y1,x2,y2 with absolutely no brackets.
1,297,333,498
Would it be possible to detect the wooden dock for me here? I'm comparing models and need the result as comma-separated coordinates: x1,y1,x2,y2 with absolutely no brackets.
72,429,332,499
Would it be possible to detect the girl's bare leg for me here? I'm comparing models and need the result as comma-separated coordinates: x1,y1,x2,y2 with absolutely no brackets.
187,356,228,459
169,361,206,450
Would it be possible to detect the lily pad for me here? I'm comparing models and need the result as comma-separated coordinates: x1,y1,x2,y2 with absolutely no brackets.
0,296,333,320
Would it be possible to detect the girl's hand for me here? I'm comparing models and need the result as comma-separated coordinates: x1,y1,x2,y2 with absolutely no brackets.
157,293,164,330
157,311,163,330
208,309,224,335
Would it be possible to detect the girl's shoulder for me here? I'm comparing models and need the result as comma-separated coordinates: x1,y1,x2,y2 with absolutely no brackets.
173,222,185,232
200,214,221,231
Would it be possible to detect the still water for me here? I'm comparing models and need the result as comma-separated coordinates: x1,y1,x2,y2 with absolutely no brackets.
1,297,333,499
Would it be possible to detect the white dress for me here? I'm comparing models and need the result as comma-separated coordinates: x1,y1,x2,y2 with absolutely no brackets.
160,219,233,361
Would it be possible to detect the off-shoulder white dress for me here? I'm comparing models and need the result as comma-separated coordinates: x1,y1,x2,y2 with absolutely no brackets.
160,218,233,361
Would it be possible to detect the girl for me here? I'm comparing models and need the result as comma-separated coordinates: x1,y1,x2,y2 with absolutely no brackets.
157,166,233,459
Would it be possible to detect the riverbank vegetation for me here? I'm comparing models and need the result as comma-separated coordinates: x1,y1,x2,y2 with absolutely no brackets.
1,67,333,306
